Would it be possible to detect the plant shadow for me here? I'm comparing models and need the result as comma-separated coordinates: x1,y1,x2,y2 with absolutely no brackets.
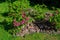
0,0,16,3
29,0,60,10
0,19,14,31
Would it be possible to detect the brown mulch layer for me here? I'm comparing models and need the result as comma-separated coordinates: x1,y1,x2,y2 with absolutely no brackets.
16,20,59,37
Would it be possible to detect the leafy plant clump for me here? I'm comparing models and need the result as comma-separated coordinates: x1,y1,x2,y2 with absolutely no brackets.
0,0,60,40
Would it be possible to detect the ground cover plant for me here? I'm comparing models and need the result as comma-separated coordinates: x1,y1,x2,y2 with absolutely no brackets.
0,0,60,40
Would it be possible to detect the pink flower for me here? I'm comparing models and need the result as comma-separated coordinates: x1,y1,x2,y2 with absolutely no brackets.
21,20,25,24
13,19,21,27
13,22,20,27
25,17,29,20
22,14,25,18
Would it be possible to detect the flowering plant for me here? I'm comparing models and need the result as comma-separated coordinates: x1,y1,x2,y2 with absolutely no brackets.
13,11,30,27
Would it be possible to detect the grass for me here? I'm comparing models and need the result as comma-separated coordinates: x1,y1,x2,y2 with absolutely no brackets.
0,28,60,40
13,33,60,40
0,27,12,40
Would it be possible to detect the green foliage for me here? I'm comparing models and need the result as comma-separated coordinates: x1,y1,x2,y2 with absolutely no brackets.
0,0,60,40
0,2,9,14
0,27,12,40
31,4,50,20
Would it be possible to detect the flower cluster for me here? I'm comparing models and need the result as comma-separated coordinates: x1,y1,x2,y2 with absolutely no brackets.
13,19,21,27
13,11,30,27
